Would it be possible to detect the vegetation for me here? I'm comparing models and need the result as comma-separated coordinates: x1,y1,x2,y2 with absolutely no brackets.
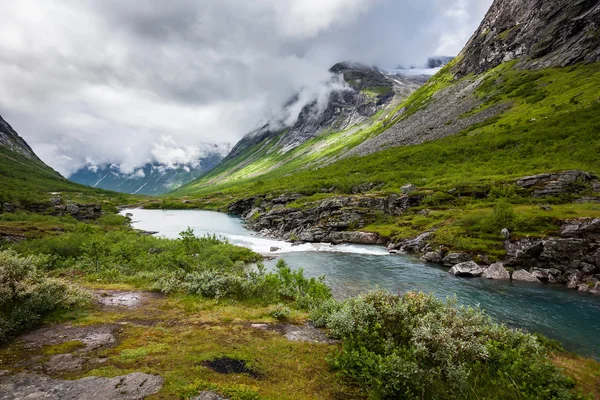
0,250,90,342
311,290,582,399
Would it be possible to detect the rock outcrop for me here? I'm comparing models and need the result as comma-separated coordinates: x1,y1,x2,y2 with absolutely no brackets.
504,218,600,292
454,0,600,77
516,170,600,197
231,193,423,245
0,372,164,400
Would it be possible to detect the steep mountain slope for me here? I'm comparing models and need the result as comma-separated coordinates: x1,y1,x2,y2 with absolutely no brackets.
175,63,422,192
0,114,81,202
170,0,600,294
0,114,128,207
70,153,222,195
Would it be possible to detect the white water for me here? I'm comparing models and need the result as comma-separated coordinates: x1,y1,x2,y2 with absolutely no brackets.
122,208,600,359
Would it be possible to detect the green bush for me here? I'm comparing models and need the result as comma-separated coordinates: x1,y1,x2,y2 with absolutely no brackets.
310,290,575,399
269,304,291,320
0,250,90,342
480,200,517,233
155,259,331,307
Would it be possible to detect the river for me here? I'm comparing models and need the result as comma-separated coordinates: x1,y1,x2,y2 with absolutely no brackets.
123,208,600,358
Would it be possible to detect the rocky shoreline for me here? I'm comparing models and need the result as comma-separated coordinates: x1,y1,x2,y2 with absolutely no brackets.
228,170,600,295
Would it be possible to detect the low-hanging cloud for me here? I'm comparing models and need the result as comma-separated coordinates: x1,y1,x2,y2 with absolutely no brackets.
0,0,492,176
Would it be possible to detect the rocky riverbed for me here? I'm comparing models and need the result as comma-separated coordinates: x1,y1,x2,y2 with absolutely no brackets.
228,170,600,295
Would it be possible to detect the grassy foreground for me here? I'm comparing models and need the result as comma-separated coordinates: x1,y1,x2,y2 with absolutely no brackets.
1,214,599,399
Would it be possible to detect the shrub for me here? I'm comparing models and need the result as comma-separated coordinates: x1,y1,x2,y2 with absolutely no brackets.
269,304,291,320
0,250,90,342
480,200,517,233
311,290,575,399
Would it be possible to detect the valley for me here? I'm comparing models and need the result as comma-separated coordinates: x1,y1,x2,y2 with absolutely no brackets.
1,0,600,398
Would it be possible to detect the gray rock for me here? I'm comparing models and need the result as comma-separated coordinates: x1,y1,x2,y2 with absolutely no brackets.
192,392,228,400
449,261,486,277
66,204,80,214
442,253,472,267
44,354,84,373
401,184,417,195
269,247,280,252
516,171,598,197
501,228,510,239
0,372,163,400
422,251,444,264
512,270,540,283
482,262,510,280
566,273,582,290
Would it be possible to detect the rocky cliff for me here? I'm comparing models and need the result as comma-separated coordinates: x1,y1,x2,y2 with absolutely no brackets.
346,0,600,158
454,0,600,76
0,114,48,165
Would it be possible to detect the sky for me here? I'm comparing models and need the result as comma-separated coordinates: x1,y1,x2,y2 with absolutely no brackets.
0,0,492,176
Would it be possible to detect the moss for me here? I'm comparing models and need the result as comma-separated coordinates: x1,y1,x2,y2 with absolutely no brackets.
42,340,86,355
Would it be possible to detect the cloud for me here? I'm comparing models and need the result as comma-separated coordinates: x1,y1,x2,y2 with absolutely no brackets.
0,0,492,176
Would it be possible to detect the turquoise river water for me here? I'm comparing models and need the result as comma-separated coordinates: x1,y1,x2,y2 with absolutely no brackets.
123,208,600,359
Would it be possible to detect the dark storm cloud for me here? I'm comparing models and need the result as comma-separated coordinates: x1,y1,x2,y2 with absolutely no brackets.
0,0,492,175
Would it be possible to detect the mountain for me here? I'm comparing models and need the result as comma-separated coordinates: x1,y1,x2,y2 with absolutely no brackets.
0,114,85,203
175,62,422,193
173,0,600,294
69,153,223,196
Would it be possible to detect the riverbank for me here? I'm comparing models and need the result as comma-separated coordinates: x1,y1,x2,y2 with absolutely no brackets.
2,210,599,399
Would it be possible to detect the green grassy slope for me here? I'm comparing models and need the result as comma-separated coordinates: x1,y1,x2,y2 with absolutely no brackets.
174,62,600,199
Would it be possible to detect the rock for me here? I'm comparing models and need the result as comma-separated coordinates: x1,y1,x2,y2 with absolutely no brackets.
578,284,591,293
401,184,417,195
501,228,510,239
0,372,164,400
398,230,435,253
125,213,133,218
442,253,472,267
418,209,431,216
512,270,540,283
566,273,582,290
561,218,600,241
516,170,599,197
66,204,80,214
192,392,229,400
531,269,550,281
44,354,84,373
269,247,280,252
482,262,510,280
449,261,486,277
538,204,553,211
422,251,444,264
330,231,380,245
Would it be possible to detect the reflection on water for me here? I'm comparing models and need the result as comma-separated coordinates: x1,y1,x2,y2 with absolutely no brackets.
123,208,600,359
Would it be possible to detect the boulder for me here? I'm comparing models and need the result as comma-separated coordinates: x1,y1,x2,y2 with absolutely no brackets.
66,204,80,214
482,262,510,280
422,251,444,264
269,247,280,252
449,261,486,277
442,252,472,267
512,269,540,282
501,228,510,239
401,184,417,195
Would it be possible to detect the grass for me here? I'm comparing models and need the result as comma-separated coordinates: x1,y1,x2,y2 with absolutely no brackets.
165,61,600,256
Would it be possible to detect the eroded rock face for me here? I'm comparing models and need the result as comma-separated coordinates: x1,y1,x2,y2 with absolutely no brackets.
454,0,600,77
504,218,599,292
516,170,599,197
232,194,423,245
0,372,164,400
